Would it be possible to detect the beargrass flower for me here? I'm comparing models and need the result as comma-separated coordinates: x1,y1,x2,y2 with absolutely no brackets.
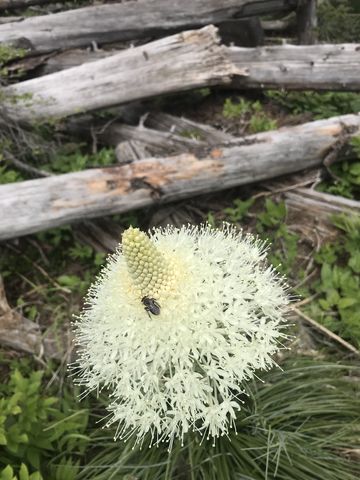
73,224,289,448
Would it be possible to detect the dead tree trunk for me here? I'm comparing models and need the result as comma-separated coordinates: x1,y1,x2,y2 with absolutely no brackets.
3,26,243,123
0,0,297,54
230,42,360,90
0,113,359,241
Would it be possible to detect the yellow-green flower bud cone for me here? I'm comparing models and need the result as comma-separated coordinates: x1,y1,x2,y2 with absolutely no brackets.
122,227,175,299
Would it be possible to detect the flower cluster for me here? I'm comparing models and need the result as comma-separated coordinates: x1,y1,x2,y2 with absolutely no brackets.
73,224,289,448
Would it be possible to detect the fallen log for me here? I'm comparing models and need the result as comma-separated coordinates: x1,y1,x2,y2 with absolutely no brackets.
5,41,360,118
0,16,22,24
0,0,297,54
102,122,207,157
2,26,244,123
284,188,360,218
230,43,360,90
0,113,359,241
0,0,56,10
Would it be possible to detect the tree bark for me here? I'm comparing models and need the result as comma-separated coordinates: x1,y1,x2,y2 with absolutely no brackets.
0,0,297,54
0,113,359,241
230,42,360,90
2,26,244,123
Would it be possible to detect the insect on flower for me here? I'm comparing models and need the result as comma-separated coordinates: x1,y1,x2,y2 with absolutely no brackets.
141,296,161,316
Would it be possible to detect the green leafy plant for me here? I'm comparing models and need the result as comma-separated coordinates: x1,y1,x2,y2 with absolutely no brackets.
267,90,360,120
0,464,42,480
43,148,116,174
306,214,360,348
0,166,23,185
256,199,299,276
223,98,277,133
0,368,89,477
316,137,360,200
223,198,254,223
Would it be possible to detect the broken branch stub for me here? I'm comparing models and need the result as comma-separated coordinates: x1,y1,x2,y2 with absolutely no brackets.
2,26,244,123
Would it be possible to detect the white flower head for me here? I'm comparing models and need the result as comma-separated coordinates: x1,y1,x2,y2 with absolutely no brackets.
73,224,289,448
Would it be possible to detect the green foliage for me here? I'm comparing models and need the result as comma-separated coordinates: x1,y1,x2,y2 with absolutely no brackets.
223,198,254,223
0,166,23,185
267,90,360,120
318,0,360,42
78,360,360,480
317,138,360,200
223,98,252,118
222,97,277,133
256,199,299,276
0,45,26,78
248,112,277,133
318,159,360,199
0,464,42,480
0,368,89,477
43,148,116,174
306,214,360,348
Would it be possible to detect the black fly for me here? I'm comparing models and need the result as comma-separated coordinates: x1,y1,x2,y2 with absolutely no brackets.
141,296,161,318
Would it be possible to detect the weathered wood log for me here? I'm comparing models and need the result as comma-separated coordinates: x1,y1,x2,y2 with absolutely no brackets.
2,26,244,123
230,42,360,90
102,122,207,157
261,14,296,31
284,188,360,218
0,0,297,54
2,41,360,121
0,113,359,241
0,0,56,10
0,16,22,24
144,112,235,143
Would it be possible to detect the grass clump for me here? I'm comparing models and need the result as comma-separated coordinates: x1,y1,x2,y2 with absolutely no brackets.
77,359,360,480
317,0,360,42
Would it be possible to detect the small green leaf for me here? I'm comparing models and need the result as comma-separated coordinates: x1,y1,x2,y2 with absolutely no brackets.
0,466,14,480
19,464,30,480
338,297,358,309
349,251,360,273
